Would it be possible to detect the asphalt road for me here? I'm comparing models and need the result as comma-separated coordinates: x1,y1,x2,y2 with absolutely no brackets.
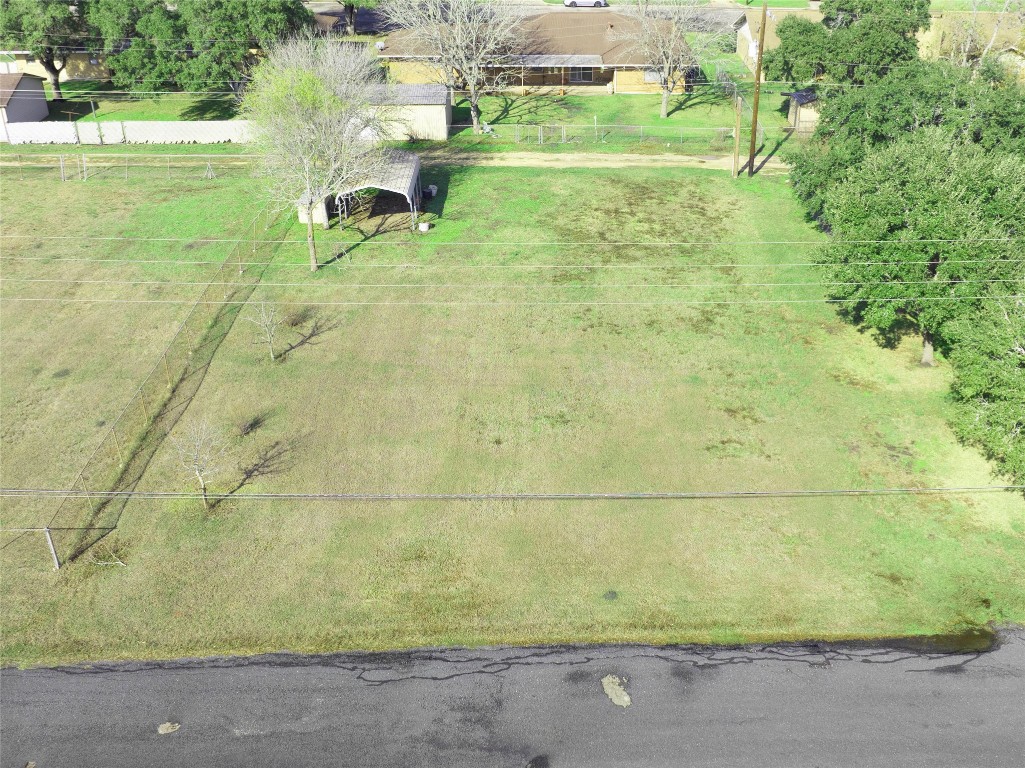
3,630,1024,768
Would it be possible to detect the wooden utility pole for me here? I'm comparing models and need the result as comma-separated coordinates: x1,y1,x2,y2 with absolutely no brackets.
747,0,768,177
732,95,742,178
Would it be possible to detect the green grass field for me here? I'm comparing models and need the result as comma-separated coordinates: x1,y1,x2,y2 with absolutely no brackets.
1,161,1023,666
46,80,239,122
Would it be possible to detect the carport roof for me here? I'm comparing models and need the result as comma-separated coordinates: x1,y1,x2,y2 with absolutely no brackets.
337,149,421,203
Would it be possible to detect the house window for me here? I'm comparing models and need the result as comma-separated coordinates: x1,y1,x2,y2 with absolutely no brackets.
568,67,593,83
643,69,661,83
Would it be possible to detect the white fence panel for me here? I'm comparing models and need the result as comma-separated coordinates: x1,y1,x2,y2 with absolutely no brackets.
121,120,251,144
76,122,102,144
6,122,79,144
99,121,125,144
2,120,251,144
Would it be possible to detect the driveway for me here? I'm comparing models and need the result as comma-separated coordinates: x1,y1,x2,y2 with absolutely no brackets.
3,630,1023,767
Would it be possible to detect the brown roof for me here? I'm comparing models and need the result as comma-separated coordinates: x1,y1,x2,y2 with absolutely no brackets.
0,72,45,108
380,11,654,67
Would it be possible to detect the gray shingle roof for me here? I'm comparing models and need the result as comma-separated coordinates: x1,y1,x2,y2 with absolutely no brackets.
369,83,448,106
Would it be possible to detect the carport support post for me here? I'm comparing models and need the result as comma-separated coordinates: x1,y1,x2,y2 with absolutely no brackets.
44,527,60,570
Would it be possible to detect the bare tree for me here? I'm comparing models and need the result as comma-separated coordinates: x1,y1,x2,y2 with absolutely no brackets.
171,417,226,512
946,0,1024,66
246,301,282,361
243,36,386,271
618,2,732,119
379,0,525,133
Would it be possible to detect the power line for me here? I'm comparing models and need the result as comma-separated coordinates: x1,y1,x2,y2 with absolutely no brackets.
2,233,1023,246
2,484,1023,504
3,276,1021,290
4,255,1023,271
2,295,1019,307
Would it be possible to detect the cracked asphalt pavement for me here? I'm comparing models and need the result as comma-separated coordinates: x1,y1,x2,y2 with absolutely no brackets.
3,629,1023,767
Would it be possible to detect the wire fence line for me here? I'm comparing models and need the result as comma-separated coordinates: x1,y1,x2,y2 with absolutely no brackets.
447,122,768,150
36,206,287,569
0,152,257,182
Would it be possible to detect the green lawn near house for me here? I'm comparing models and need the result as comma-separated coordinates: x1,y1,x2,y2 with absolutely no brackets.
2,163,1023,667
45,80,239,122
452,91,789,130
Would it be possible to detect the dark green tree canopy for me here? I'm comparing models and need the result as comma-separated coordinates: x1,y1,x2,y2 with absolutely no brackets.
947,302,1025,484
786,60,1025,219
764,0,931,85
820,128,1025,363
0,0,99,99
89,0,311,92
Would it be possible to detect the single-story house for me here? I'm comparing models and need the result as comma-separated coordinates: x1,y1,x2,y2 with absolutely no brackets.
379,10,740,95
783,88,819,136
735,8,824,74
0,73,48,142
0,49,111,82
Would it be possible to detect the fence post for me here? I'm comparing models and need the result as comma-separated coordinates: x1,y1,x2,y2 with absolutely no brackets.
539,125,543,145
81,154,88,181
59,154,66,182
111,426,125,466
44,527,61,571
162,351,173,389
125,155,129,180
139,390,150,422
639,126,644,139
562,125,566,144
167,156,171,181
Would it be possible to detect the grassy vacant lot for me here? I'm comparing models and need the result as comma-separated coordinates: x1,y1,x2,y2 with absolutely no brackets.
46,81,239,122
0,168,260,528
2,162,1023,666
452,91,790,130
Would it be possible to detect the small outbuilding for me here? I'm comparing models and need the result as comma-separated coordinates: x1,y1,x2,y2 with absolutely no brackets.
298,150,425,230
784,89,820,137
0,73,48,142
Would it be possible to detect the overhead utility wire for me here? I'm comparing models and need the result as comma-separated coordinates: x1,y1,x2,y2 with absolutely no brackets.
3,234,1022,246
4,256,1022,271
2,484,1023,503
4,277,1022,291
2,295,1020,308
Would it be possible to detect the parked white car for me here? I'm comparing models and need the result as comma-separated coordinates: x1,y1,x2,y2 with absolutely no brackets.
564,0,608,6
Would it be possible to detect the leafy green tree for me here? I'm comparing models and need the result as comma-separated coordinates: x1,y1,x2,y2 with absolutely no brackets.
243,37,385,271
764,0,931,85
90,0,311,93
175,0,311,93
820,128,1025,366
0,0,98,100
90,0,185,91
786,61,1025,219
947,300,1025,485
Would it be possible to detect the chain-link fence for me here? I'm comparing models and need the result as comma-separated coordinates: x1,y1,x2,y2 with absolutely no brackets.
45,206,286,566
448,122,766,154
0,152,258,181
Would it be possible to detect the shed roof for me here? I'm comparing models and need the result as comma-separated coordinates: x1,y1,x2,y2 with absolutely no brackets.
337,149,421,203
0,72,45,108
369,83,448,106
786,88,818,106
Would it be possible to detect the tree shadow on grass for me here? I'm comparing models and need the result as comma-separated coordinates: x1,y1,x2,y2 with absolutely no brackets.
216,435,304,504
180,95,239,121
666,88,727,117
